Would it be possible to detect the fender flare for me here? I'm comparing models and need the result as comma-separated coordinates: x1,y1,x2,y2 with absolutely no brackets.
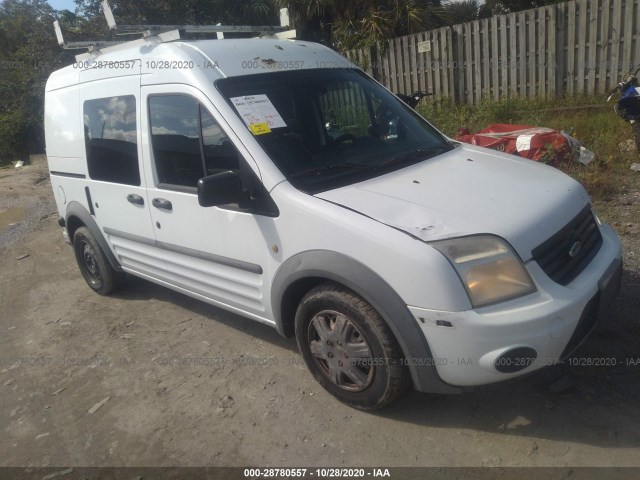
271,250,461,394
65,201,123,272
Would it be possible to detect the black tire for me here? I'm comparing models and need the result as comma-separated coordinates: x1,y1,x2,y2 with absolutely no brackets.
73,226,124,295
294,282,410,410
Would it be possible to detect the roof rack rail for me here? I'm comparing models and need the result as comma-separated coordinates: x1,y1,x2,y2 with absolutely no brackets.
103,0,294,39
53,20,121,50
54,1,295,57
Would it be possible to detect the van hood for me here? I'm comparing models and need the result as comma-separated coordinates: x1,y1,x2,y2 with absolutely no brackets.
315,144,590,261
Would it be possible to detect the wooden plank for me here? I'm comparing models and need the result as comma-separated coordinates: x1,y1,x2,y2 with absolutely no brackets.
445,27,455,99
394,37,403,94
432,30,441,97
510,12,520,98
555,3,566,96
457,24,465,103
388,38,398,92
610,0,622,85
491,15,499,99
473,21,482,102
427,30,435,95
547,6,557,97
587,0,599,95
402,35,412,94
500,14,509,98
599,0,611,93
567,0,576,95
481,19,490,100
518,11,527,97
382,42,391,88
375,43,383,81
538,8,546,97
419,31,428,94
576,0,588,94
528,9,537,97
463,23,473,104
400,36,412,95
398,36,407,94
410,34,419,94
621,0,634,75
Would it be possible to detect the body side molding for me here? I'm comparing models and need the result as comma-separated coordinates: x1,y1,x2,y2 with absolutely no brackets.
103,227,263,274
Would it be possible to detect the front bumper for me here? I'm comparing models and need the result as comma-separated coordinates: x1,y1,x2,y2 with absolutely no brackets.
409,223,622,388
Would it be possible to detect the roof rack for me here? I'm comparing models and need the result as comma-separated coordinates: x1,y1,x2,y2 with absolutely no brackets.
53,0,296,56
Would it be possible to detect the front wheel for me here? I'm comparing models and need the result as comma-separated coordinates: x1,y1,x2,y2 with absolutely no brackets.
294,283,410,410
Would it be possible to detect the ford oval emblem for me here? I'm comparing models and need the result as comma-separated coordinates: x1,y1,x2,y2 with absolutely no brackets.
569,241,582,258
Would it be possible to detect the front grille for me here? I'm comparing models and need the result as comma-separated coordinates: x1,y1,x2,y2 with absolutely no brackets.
532,205,603,285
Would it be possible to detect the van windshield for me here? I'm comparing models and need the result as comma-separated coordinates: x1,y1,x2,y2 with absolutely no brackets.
216,69,452,193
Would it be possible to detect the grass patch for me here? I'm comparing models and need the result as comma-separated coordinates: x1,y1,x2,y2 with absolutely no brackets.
417,96,639,201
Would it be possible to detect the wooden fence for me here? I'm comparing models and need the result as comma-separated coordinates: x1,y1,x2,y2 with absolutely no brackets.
345,0,640,104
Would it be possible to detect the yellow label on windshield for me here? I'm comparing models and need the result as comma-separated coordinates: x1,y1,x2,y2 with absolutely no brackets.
249,122,271,135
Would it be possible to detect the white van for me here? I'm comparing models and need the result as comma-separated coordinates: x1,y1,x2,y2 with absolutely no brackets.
45,35,622,409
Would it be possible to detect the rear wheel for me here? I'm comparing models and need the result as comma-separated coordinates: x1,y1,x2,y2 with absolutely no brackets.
294,282,409,410
73,227,124,295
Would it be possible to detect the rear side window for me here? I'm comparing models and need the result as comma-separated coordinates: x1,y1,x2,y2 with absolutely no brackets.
148,95,239,189
83,95,140,186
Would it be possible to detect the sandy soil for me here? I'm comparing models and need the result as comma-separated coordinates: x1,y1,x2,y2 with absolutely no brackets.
1,163,639,468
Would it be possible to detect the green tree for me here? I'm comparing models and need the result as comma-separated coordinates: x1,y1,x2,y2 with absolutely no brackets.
0,0,74,161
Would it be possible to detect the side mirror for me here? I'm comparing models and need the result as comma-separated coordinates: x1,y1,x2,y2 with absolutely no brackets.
197,171,243,207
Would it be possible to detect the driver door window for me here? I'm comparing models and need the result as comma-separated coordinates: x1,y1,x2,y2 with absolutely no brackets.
149,95,239,189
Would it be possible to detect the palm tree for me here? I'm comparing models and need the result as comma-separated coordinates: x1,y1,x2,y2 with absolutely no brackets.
275,0,448,50
442,0,482,24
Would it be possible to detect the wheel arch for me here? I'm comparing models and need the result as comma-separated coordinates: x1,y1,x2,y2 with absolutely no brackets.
271,250,461,394
65,201,123,272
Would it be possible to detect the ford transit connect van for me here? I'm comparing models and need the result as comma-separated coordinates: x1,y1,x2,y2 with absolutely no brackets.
45,36,622,409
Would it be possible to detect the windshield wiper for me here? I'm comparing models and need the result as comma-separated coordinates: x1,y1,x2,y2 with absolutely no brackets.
288,162,371,179
374,146,451,170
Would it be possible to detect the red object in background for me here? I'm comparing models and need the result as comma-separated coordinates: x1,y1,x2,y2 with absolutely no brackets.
455,124,579,165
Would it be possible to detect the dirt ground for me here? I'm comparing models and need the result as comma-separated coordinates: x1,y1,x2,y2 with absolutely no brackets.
1,163,639,469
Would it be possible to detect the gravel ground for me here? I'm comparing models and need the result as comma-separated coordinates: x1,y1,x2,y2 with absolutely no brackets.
0,163,639,469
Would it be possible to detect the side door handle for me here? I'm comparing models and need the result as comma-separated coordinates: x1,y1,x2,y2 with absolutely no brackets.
127,194,145,206
152,198,173,212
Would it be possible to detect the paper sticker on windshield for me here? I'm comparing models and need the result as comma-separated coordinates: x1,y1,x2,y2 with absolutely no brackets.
230,94,287,131
249,122,271,136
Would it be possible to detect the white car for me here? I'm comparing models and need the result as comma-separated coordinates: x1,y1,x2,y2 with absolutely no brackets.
45,37,622,409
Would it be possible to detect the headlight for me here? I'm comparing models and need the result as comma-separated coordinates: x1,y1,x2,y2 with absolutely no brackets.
431,235,536,308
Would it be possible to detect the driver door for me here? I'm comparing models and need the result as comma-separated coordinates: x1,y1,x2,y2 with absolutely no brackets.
140,84,275,322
